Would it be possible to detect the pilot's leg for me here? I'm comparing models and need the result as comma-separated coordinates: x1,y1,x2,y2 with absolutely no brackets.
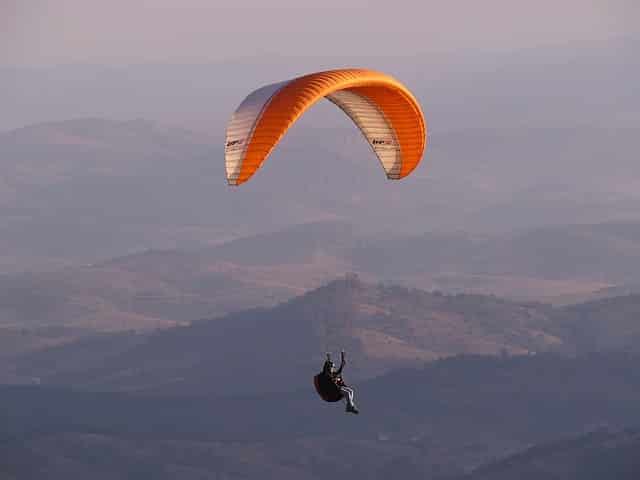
340,386,358,413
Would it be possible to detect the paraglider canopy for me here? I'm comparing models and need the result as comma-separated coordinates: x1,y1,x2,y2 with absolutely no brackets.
224,68,427,185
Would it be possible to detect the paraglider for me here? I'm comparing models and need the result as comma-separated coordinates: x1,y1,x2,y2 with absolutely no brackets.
225,70,426,413
225,68,426,185
314,351,359,414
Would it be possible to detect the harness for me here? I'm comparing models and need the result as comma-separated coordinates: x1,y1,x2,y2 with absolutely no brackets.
313,373,344,402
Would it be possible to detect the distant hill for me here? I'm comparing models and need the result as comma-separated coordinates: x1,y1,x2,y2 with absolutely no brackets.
5,222,640,379
6,216,640,336
7,275,561,392
352,221,640,288
0,258,291,331
463,428,640,480
2,352,640,479
551,295,640,354
0,221,360,353
12,275,640,394
0,119,221,271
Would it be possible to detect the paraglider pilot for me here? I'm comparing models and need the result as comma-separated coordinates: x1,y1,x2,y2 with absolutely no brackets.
314,351,359,414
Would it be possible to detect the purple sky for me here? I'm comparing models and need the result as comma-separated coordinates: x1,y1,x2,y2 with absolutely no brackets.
2,0,637,67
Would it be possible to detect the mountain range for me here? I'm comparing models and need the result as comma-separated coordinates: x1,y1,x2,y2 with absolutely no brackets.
2,351,640,479
5,276,640,395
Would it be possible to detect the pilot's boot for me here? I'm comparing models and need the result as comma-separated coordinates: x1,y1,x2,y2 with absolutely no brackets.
346,404,359,414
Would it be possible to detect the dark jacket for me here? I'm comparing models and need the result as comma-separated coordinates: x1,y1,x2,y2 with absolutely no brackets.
322,357,344,378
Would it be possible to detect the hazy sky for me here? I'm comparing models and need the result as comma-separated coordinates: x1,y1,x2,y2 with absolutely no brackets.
2,0,637,66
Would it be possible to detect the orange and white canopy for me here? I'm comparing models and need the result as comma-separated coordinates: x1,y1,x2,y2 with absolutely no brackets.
224,68,427,186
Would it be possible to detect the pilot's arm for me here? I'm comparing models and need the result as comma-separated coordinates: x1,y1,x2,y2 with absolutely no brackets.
335,351,346,375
